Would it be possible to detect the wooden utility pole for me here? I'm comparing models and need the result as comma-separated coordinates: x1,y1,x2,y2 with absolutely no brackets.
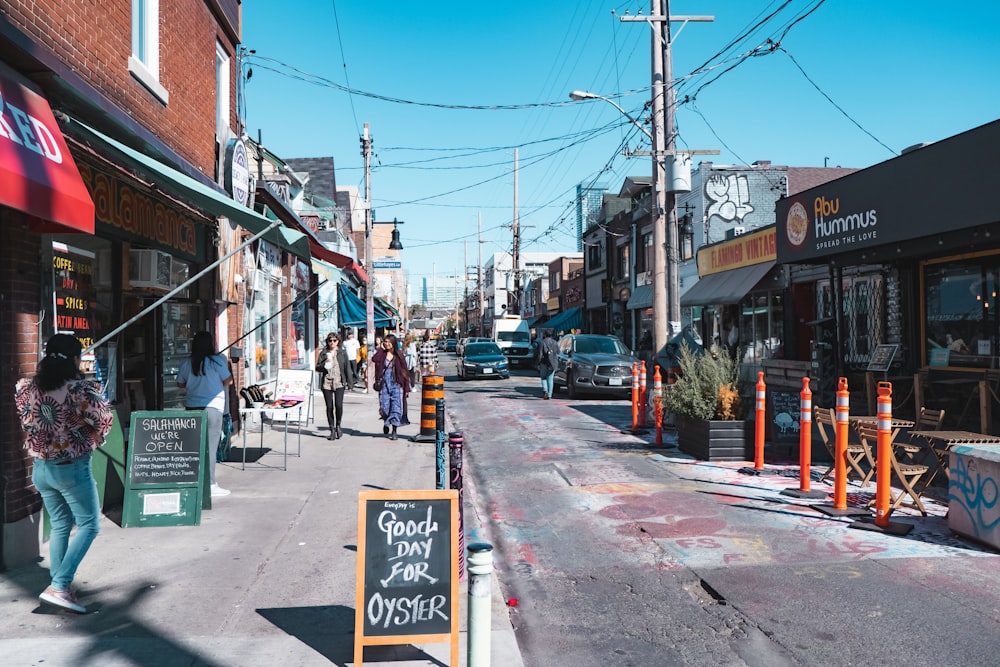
361,122,374,392
511,148,520,315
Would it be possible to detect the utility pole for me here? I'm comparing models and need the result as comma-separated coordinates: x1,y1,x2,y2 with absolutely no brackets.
477,211,484,336
511,148,520,315
621,2,713,356
361,123,374,393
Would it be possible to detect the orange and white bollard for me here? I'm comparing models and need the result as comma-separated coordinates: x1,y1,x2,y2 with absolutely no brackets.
653,366,663,446
754,372,766,470
875,382,893,528
798,377,813,492
630,362,639,432
782,376,826,499
833,377,850,511
639,361,648,427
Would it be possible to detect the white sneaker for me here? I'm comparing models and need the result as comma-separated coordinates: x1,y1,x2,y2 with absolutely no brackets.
211,484,231,497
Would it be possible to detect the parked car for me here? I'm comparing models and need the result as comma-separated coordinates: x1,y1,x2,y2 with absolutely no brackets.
444,338,458,353
553,334,637,399
458,342,510,380
456,336,490,357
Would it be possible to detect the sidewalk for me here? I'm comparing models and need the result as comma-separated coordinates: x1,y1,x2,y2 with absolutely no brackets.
0,389,523,667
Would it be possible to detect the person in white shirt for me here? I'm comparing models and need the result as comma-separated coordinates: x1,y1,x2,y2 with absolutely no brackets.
341,329,361,389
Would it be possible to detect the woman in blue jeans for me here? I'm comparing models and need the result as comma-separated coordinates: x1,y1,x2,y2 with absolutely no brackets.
15,334,113,614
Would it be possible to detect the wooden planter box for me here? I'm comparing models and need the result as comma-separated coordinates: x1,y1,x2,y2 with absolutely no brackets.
676,416,748,461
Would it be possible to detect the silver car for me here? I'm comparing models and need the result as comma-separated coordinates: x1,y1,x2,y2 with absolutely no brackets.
553,334,637,399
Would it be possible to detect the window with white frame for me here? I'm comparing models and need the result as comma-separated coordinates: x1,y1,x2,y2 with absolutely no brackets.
130,0,168,103
216,42,230,137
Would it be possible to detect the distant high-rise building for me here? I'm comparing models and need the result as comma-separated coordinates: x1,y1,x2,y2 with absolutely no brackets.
576,183,607,251
417,275,463,310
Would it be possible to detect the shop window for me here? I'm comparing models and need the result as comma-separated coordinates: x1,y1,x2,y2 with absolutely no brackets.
615,243,630,281
215,42,231,137
130,0,168,102
925,258,1000,368
817,274,884,368
738,291,784,365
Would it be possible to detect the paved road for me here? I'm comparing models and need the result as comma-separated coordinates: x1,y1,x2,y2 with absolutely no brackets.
440,358,1000,667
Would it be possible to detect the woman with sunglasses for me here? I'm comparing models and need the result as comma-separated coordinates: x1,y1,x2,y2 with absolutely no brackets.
316,333,355,439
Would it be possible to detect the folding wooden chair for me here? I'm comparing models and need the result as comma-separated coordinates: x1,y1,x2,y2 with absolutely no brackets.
817,407,873,486
897,407,945,465
857,423,931,515
815,406,836,482
849,423,878,488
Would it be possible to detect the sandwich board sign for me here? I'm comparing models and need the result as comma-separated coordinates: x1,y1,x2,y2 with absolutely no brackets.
122,410,207,527
354,489,459,665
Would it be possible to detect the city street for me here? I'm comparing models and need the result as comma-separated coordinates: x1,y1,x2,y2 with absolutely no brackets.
440,353,1000,666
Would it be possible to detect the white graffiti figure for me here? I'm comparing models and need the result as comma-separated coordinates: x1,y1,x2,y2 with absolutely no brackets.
705,174,754,226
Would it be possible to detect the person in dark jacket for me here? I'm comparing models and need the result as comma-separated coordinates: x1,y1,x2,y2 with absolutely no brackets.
316,333,355,439
371,333,411,440
537,329,560,399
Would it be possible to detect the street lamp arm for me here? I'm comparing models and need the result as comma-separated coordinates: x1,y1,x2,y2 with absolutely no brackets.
569,90,653,141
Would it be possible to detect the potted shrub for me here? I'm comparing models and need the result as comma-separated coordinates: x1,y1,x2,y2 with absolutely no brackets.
663,343,746,461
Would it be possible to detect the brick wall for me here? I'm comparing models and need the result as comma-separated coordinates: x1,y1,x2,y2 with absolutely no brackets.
2,0,237,176
0,211,44,522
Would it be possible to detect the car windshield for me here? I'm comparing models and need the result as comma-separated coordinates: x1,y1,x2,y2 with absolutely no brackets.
574,337,629,355
497,332,529,343
467,343,501,356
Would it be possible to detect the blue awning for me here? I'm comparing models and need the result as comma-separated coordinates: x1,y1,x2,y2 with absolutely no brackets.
541,306,582,334
338,284,393,327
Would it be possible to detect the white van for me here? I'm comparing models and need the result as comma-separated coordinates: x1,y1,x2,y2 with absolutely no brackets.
492,315,533,367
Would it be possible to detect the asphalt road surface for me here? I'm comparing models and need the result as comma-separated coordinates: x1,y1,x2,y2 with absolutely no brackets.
439,355,1000,667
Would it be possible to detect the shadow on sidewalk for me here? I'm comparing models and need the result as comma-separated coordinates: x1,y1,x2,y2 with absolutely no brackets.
257,605,446,666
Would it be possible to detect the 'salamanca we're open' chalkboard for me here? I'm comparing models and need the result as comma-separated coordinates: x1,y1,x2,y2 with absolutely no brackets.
122,410,206,527
354,489,459,666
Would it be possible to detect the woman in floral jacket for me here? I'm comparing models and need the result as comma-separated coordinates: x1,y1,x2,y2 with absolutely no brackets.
15,334,113,614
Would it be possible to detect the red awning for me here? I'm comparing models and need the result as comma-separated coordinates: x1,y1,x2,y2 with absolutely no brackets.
308,237,369,283
255,184,368,283
0,67,95,233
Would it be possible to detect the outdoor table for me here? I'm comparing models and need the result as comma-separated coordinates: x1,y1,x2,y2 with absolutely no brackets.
849,415,915,441
238,402,304,471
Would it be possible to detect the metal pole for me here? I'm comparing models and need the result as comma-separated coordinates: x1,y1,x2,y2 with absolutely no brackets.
449,431,465,580
82,219,282,356
467,543,494,667
361,123,375,393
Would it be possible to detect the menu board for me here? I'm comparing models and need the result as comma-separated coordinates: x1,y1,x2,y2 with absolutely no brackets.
127,411,205,486
354,490,459,664
52,241,98,367
866,344,898,373
769,390,801,444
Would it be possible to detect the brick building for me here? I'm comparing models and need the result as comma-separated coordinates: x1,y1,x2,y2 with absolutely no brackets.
0,1,318,569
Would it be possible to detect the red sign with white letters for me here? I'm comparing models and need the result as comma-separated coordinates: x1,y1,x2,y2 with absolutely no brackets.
0,66,95,233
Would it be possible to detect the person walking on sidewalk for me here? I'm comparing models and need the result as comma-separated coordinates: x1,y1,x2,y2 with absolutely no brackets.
537,329,560,400
316,333,354,440
15,334,114,614
403,333,420,387
418,331,438,377
341,329,360,389
177,331,233,498
372,333,411,440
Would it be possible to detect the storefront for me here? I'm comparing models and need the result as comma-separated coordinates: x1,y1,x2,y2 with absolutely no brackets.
681,226,786,376
775,119,1000,422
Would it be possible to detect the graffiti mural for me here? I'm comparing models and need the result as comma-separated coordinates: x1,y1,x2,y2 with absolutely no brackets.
705,173,754,226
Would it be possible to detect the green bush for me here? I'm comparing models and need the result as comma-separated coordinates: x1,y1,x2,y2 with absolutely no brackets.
663,343,741,421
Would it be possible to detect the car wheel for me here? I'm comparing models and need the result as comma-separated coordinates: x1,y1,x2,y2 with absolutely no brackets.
566,371,577,399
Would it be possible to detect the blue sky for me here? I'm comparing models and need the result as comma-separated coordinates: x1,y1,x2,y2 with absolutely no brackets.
241,1,1000,293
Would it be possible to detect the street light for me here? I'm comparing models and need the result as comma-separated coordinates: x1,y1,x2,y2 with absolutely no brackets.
570,89,671,357
569,91,652,141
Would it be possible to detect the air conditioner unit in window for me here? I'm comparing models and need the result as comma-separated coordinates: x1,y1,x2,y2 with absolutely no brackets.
252,270,269,293
725,226,746,240
128,249,173,291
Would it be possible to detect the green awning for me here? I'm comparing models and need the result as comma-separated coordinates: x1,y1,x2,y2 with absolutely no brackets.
63,117,310,260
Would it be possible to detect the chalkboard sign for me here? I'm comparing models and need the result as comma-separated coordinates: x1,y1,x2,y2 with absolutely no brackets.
128,411,205,486
354,489,459,666
122,410,206,528
867,344,898,373
769,390,801,443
